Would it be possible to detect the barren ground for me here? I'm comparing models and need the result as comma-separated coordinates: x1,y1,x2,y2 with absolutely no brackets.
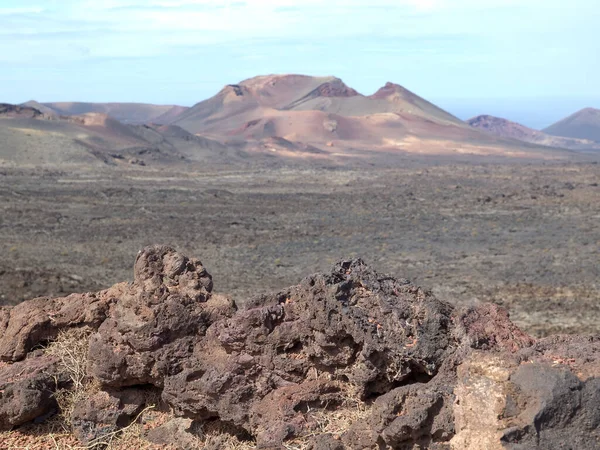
1,160,599,337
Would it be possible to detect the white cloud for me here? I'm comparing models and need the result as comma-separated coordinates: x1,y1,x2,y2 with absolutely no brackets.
0,0,586,63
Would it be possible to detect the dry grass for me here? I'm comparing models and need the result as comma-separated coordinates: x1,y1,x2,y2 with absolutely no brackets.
0,385,370,450
2,329,371,449
43,327,96,432
0,418,174,449
0,394,171,449
283,382,372,450
0,327,167,449
193,420,256,450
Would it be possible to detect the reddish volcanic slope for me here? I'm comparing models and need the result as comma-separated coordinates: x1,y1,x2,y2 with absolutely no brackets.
7,74,583,161
152,105,190,124
169,74,575,159
543,107,600,142
468,115,600,151
0,103,46,119
173,74,465,137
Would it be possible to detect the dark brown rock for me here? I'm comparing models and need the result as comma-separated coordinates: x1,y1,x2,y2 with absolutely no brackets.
527,334,600,379
307,433,346,450
353,383,454,449
503,363,599,449
71,387,147,443
456,303,535,352
251,380,342,447
0,356,68,430
145,417,198,450
87,246,236,387
0,292,114,362
163,258,456,447
132,245,213,298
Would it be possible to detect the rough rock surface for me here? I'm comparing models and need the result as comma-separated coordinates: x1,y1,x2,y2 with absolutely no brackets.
451,350,600,449
0,355,69,431
0,292,113,362
71,387,147,443
145,417,198,449
163,258,455,447
0,245,598,449
87,246,235,387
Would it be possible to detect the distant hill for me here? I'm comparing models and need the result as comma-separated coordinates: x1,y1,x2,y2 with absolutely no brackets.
169,74,575,159
0,103,47,119
468,115,600,151
543,108,600,141
152,105,189,125
20,101,59,117
0,104,236,167
28,102,189,125
4,74,584,164
173,74,464,136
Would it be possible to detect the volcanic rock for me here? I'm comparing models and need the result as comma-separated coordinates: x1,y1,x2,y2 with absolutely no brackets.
71,387,147,443
87,246,235,387
0,104,44,119
0,292,114,362
0,246,598,449
145,417,198,449
0,355,69,431
468,114,600,151
451,349,600,449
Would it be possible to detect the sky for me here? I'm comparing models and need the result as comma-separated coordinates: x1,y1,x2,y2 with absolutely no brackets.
1,0,599,128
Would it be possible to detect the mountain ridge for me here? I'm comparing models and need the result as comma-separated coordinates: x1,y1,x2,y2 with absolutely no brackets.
543,107,600,141
0,105,238,167
468,114,600,151
22,101,190,125
172,74,465,136
4,74,588,163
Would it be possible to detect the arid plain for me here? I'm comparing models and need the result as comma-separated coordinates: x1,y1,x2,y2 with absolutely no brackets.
2,159,598,338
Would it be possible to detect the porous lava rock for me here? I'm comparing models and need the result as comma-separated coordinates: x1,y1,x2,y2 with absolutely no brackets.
0,292,114,362
145,417,198,449
0,246,598,449
87,246,235,387
71,387,147,443
0,355,69,431
163,258,455,447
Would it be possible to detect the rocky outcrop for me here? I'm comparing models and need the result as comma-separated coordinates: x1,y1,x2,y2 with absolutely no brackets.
87,246,234,388
161,258,455,447
145,417,199,449
0,246,598,448
451,348,600,449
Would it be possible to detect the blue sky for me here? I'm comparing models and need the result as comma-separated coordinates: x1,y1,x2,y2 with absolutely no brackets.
1,0,599,128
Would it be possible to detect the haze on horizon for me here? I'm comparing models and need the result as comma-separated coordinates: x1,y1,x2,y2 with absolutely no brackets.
2,0,599,129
